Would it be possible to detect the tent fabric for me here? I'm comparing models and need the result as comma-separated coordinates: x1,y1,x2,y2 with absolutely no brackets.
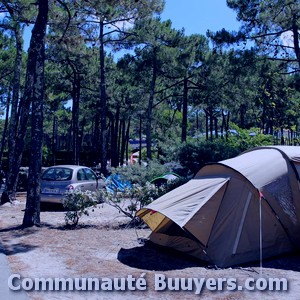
260,145,300,163
138,177,229,228
136,146,300,267
150,172,181,187
150,172,180,183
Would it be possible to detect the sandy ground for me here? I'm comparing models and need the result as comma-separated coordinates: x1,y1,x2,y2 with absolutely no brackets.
0,193,300,300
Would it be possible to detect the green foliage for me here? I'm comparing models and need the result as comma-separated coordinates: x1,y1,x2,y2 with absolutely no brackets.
0,32,16,83
98,182,163,220
178,126,273,175
63,190,98,228
177,139,239,175
110,160,170,185
227,0,300,71
42,145,52,166
227,124,273,149
92,159,191,223
97,176,188,222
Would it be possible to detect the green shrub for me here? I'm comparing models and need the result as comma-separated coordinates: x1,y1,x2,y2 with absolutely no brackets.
97,181,164,221
110,160,170,185
63,190,98,228
177,126,273,175
177,139,240,175
97,176,189,224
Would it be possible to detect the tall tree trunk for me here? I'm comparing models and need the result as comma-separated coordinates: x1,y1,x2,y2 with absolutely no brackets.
71,71,81,165
107,119,111,163
223,111,230,141
120,119,126,165
240,104,246,129
111,107,120,168
52,115,57,165
292,14,300,69
280,127,285,145
209,109,214,141
210,118,213,140
146,50,157,160
22,0,48,227
125,118,131,163
0,92,10,168
117,118,122,166
214,116,218,139
93,115,100,165
114,107,120,166
99,20,108,176
109,113,115,167
261,101,266,133
1,23,23,204
67,123,72,156
79,117,86,153
221,110,225,139
139,114,142,165
196,109,199,131
181,77,188,142
205,110,209,140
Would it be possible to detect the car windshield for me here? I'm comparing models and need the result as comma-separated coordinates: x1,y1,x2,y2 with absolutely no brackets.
41,167,73,181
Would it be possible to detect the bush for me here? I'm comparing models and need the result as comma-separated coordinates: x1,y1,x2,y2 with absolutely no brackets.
98,176,189,224
177,139,240,175
98,182,163,220
177,126,273,175
62,190,98,228
110,160,170,185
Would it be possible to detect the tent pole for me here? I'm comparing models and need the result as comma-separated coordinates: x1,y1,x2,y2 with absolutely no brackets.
259,196,263,277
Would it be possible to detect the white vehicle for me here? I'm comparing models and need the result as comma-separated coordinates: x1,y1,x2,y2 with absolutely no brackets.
40,165,104,204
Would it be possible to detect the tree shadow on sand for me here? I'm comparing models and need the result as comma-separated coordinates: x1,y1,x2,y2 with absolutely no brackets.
40,222,101,231
0,226,39,256
1,242,39,256
40,202,65,212
118,240,300,272
0,225,37,238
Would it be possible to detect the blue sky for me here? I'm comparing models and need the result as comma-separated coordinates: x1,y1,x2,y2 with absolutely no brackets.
23,1,241,50
161,0,241,35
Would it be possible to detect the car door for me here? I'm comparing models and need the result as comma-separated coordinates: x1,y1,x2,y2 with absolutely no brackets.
83,168,98,191
76,168,88,191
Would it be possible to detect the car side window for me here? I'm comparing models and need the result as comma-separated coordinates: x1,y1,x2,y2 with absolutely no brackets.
42,167,72,181
42,168,56,180
84,168,96,181
77,169,87,181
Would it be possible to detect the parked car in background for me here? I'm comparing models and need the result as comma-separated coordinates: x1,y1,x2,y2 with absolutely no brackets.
40,165,104,204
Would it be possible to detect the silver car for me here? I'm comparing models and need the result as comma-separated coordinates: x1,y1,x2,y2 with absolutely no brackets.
40,165,103,204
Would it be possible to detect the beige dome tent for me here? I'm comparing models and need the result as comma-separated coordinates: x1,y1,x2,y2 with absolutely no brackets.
136,146,300,267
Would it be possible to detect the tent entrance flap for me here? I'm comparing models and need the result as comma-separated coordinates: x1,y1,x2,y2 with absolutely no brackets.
138,210,170,232
137,177,230,232
183,180,229,247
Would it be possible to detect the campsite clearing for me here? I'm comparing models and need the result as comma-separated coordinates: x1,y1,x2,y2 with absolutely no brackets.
0,193,300,299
